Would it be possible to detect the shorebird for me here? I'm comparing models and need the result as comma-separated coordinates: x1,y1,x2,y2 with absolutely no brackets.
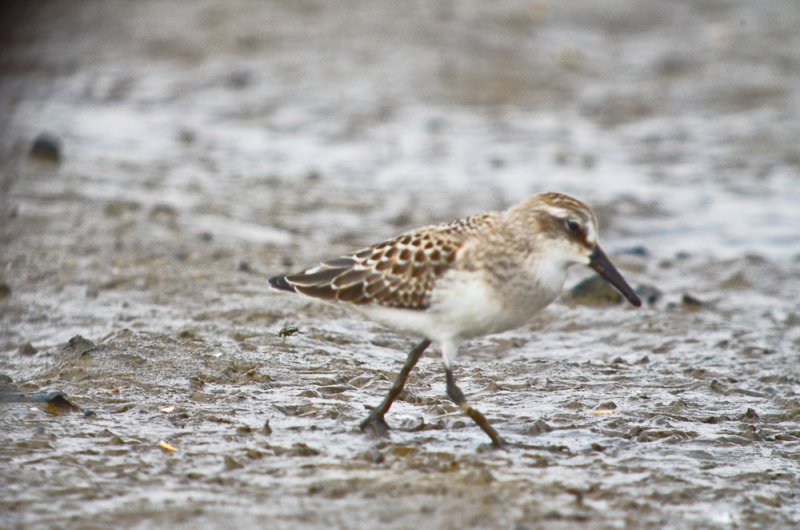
269,192,641,447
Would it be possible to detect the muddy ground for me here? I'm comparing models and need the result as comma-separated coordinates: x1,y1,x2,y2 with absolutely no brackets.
1,1,799,528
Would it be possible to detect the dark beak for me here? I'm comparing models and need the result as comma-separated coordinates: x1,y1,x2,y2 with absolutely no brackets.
589,246,642,307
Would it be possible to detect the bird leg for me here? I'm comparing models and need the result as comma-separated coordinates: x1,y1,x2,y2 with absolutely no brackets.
360,339,432,436
445,367,505,448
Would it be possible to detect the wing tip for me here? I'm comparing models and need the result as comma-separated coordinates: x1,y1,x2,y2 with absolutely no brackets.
268,275,295,292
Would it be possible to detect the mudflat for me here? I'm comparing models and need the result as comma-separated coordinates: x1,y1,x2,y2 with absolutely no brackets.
1,2,799,529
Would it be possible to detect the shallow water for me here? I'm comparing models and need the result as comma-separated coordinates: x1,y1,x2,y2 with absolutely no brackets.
2,1,799,529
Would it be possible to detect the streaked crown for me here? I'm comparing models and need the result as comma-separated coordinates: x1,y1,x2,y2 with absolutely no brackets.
508,192,599,265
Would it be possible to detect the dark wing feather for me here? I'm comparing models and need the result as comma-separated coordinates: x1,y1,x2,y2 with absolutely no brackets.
270,213,498,310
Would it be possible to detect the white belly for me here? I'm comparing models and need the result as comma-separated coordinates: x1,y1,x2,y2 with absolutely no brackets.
357,269,560,343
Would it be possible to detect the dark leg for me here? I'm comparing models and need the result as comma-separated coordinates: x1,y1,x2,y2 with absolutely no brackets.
445,367,505,448
360,339,432,436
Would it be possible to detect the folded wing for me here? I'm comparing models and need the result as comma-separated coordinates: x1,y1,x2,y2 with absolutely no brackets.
269,213,497,310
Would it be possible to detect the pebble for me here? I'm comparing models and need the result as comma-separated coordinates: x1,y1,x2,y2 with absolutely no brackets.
61,335,97,357
525,419,553,435
619,246,649,257
44,392,80,414
29,132,62,163
636,284,663,305
18,342,37,355
682,293,704,309
741,408,760,421
569,275,623,305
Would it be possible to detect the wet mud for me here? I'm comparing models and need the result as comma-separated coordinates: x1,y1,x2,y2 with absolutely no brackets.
1,1,799,529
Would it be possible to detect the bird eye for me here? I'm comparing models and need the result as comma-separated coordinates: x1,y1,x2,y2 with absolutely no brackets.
564,219,582,235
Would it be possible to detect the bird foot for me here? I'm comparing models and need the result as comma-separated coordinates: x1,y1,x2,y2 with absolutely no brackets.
359,412,390,437
489,436,509,450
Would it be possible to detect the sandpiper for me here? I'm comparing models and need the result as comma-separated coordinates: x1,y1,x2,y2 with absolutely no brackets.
269,192,641,447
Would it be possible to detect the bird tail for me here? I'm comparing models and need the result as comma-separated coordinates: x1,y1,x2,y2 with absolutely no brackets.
268,275,295,292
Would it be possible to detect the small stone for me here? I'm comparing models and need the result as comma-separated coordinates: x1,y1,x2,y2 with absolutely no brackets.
553,151,569,165
741,408,760,421
225,70,251,89
525,419,553,435
709,379,726,393
30,132,62,163
245,448,265,460
595,401,617,410
0,283,10,299
224,455,244,470
544,510,563,520
569,275,623,305
44,392,80,414
178,329,198,340
178,128,196,144
288,442,319,457
619,246,649,257
18,342,37,355
61,335,97,357
238,261,252,273
682,293,704,309
104,201,135,217
149,203,178,224
636,284,663,305
489,157,506,168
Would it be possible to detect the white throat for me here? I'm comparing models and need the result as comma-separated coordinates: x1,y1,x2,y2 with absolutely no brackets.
526,244,578,295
